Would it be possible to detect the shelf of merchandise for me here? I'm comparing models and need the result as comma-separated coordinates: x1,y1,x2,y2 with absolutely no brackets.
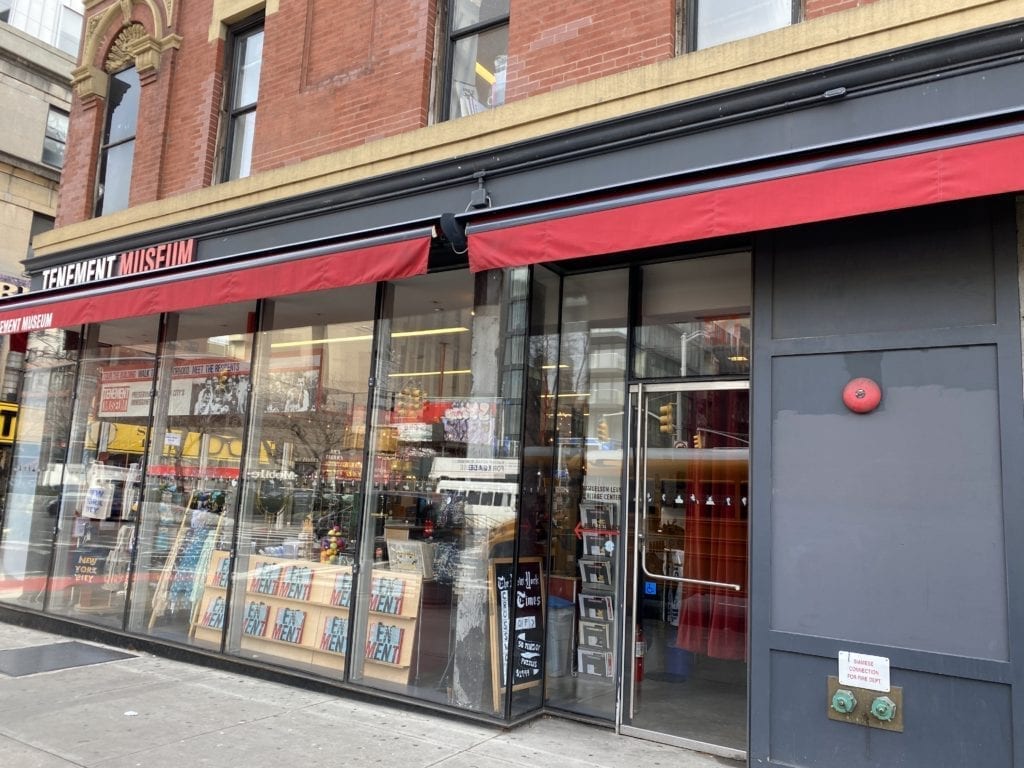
192,553,422,683
575,501,618,682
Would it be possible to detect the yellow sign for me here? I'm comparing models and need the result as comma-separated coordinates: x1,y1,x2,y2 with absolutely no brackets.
0,403,17,444
85,420,272,463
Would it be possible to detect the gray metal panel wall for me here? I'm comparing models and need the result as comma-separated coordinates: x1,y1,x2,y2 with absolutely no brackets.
750,198,1023,767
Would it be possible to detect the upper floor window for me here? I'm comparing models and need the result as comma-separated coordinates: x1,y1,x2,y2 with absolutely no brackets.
57,4,82,56
1,0,83,54
222,19,263,181
94,67,139,216
42,106,68,168
443,0,509,120
689,0,794,50
27,212,54,260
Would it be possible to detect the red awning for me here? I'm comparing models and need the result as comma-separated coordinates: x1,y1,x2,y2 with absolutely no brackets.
467,130,1024,271
0,233,431,334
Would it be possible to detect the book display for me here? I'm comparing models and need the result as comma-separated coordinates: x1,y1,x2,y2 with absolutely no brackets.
575,501,617,681
192,553,423,683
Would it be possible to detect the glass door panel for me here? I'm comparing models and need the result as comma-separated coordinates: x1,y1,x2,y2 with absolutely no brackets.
623,382,748,756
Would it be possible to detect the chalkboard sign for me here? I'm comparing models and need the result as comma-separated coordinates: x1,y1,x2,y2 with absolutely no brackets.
488,556,545,712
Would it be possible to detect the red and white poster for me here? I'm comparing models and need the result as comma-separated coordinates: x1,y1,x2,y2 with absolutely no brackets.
96,355,321,418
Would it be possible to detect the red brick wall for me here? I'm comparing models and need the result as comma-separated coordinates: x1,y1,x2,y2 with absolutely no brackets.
156,0,225,195
131,66,173,206
57,0,225,224
56,98,104,226
55,0,891,227
504,0,675,103
58,0,438,222
805,0,882,20
250,0,437,173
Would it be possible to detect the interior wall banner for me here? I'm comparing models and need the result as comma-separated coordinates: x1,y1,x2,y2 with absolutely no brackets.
96,355,321,418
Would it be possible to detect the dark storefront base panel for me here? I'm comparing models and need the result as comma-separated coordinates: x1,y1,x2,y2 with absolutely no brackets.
767,650,1013,768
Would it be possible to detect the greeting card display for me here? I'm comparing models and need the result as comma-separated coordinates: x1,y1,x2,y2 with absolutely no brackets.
579,502,616,530
573,501,617,682
578,649,614,679
578,620,611,651
582,531,616,558
579,593,613,622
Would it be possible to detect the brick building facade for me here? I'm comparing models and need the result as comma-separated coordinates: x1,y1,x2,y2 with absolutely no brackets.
1,1,1023,766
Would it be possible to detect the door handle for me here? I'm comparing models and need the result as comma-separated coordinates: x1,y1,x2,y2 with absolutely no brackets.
635,385,740,593
637,537,741,591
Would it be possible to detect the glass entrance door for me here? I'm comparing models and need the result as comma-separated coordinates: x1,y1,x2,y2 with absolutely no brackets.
622,381,749,757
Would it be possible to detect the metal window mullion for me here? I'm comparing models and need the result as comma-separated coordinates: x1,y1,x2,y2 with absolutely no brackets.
229,102,257,124
450,14,509,42
40,327,87,614
99,133,135,155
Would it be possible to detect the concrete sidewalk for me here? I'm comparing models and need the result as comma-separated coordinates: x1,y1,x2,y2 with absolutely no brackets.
0,622,734,768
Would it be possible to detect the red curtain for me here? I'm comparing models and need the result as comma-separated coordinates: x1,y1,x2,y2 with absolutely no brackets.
676,390,749,660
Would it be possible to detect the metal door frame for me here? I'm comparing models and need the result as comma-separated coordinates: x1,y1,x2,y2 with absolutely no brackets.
618,379,749,761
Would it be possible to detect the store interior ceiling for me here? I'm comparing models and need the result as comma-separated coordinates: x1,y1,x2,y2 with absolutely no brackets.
90,270,479,352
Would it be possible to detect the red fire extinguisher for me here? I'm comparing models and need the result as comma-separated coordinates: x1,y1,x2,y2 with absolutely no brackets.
634,624,646,682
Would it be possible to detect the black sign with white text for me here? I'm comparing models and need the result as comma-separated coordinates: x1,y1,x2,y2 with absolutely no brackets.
491,557,545,694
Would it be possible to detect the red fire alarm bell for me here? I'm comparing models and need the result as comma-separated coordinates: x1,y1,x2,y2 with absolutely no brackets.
843,377,881,413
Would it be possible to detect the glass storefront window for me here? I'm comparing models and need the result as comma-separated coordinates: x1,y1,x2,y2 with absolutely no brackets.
544,268,629,720
223,285,376,671
634,254,751,380
127,303,254,643
47,317,160,627
350,268,531,717
0,329,80,608
0,248,753,738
